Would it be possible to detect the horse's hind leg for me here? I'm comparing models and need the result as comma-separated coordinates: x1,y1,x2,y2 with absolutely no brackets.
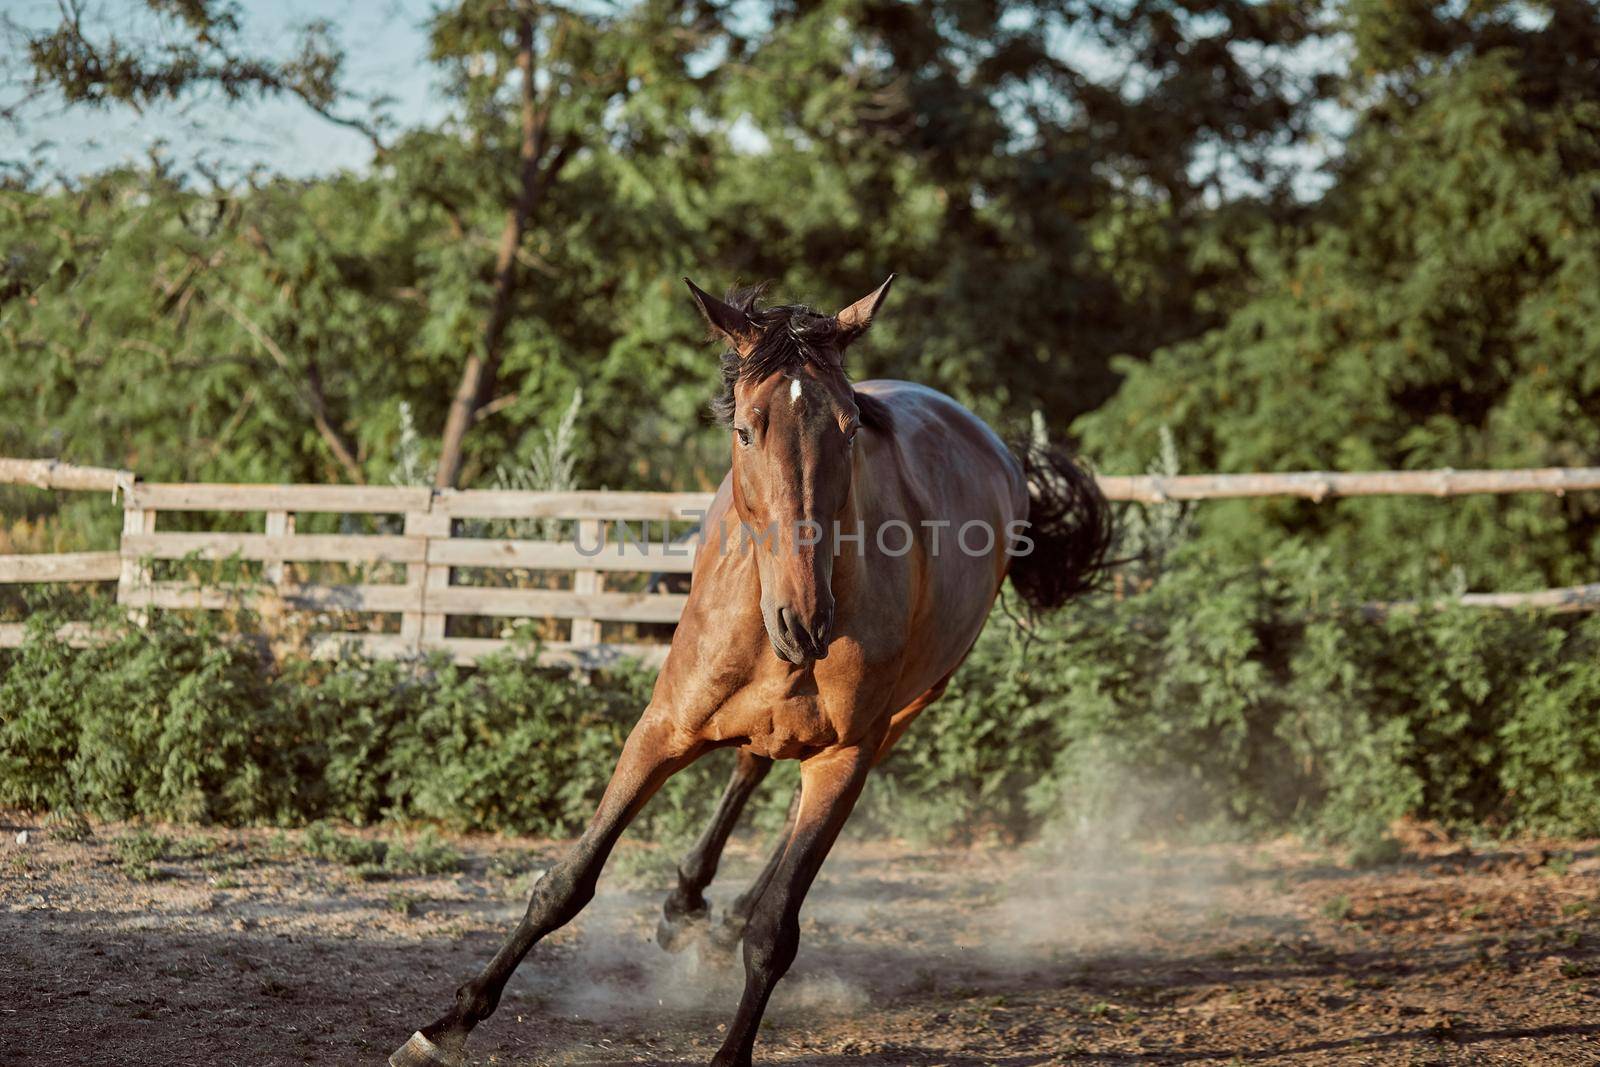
712,785,800,950
657,749,773,951
701,679,951,957
390,712,702,1067
711,741,876,1067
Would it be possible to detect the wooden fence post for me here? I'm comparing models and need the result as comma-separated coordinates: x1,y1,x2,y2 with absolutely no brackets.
404,497,450,654
262,510,293,586
116,505,157,623
570,518,602,658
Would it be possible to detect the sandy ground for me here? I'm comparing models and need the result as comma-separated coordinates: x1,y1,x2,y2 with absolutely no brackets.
3,813,1599,1066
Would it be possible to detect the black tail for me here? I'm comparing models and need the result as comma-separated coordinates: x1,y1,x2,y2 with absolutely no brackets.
1006,440,1116,612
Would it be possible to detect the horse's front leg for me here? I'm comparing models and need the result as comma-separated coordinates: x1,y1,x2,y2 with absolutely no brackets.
390,711,703,1067
711,740,877,1067
658,748,773,951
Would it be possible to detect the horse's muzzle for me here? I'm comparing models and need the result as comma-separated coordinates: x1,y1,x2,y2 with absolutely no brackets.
769,604,832,664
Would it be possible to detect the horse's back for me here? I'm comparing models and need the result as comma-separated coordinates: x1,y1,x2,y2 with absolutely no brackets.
853,380,1026,708
855,379,1027,527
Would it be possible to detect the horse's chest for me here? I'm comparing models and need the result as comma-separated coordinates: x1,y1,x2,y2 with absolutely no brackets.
761,700,838,758
676,629,897,758
701,680,846,759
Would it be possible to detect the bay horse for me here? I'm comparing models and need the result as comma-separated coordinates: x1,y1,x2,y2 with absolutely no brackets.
391,276,1113,1067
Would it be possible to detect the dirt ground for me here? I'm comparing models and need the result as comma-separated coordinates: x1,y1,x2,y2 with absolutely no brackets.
3,813,1599,1066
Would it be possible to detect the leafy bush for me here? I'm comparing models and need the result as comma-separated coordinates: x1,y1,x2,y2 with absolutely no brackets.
302,820,386,866
0,605,289,823
113,830,171,867
0,597,741,840
5,561,1600,846
874,543,1600,843
382,829,463,876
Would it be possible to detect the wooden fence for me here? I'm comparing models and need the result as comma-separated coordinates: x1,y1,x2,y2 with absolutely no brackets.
1,482,714,667
3,463,1600,664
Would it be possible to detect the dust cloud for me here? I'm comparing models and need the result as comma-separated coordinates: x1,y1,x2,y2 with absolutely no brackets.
501,775,1250,1030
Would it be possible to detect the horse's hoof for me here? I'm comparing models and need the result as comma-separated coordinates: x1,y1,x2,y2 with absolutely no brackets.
657,908,710,953
389,1031,461,1067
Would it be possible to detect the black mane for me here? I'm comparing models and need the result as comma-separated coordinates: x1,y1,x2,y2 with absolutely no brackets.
709,284,893,432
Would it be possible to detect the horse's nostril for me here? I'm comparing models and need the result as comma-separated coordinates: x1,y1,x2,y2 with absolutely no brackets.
778,606,802,651
774,605,829,659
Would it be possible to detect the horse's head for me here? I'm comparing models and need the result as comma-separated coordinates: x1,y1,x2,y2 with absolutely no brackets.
687,275,895,665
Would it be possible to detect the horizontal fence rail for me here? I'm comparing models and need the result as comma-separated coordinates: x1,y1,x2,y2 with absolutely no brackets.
1366,583,1600,618
1097,467,1600,503
0,458,133,495
0,552,121,584
4,461,1600,664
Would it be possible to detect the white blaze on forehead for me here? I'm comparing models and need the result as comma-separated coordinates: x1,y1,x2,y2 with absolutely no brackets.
789,377,803,405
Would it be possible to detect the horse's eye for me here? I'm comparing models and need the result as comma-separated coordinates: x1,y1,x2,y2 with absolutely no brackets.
736,427,752,447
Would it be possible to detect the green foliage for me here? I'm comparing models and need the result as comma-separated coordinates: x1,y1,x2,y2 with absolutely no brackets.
3,0,1335,499
0,604,288,823
301,820,386,866
297,821,463,876
0,604,751,839
383,829,464,877
1077,5,1600,591
7,552,1600,846
113,830,171,867
112,829,174,882
43,808,93,842
873,542,1600,844
387,891,423,916
324,654,643,834
1346,834,1403,869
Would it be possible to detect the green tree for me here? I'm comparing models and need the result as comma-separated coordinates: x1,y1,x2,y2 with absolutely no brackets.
697,0,1337,424
3,0,741,489
3,0,1335,497
1,166,431,485
1078,1,1600,591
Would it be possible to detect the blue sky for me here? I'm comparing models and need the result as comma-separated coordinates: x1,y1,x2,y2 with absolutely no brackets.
6,0,445,180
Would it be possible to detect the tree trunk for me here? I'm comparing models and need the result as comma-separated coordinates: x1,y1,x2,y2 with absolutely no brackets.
435,11,555,490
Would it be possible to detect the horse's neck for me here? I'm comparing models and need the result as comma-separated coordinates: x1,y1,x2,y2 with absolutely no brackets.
827,447,872,606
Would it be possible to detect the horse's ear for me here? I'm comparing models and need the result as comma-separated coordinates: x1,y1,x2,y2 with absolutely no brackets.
685,277,758,354
835,274,895,348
